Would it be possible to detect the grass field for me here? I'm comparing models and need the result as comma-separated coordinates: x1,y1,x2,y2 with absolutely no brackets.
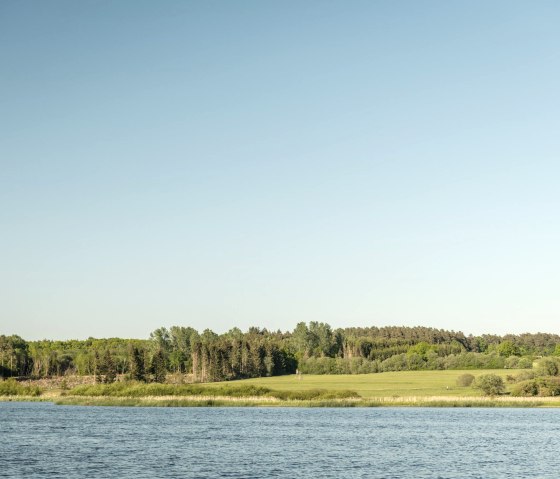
208,370,519,398
7,369,559,407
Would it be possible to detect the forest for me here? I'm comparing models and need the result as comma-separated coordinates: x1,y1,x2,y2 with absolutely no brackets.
2,323,560,383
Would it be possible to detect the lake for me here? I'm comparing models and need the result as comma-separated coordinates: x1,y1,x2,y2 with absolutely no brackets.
1,402,559,478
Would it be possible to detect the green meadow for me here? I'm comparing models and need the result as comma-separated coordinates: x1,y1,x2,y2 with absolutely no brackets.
5,369,560,407
208,370,514,398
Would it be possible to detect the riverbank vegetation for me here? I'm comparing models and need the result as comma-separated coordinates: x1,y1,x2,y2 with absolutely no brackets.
0,378,42,397
52,395,551,408
4,368,560,407
3,324,560,384
65,382,360,401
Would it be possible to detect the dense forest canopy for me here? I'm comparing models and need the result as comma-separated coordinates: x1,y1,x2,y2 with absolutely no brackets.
2,324,560,382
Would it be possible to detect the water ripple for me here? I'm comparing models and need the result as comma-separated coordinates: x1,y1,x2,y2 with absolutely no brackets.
1,403,560,478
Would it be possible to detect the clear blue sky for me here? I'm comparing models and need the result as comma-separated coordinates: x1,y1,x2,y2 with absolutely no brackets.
1,1,559,340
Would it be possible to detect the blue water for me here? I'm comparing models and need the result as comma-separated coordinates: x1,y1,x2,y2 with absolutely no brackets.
1,402,560,478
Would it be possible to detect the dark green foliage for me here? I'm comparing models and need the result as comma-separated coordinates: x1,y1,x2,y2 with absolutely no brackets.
299,351,512,375
0,335,31,377
100,350,117,384
456,374,475,387
128,345,146,382
473,374,506,396
442,352,506,370
2,324,558,384
299,357,380,374
150,349,167,383
93,351,101,383
497,340,520,357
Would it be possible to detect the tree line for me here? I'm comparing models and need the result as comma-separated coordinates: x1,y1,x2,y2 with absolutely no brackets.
2,323,560,382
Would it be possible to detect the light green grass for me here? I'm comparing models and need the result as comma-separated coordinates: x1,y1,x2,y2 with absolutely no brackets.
206,370,520,398
11,370,560,408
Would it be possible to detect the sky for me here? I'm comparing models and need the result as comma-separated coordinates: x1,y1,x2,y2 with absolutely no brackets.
1,1,559,340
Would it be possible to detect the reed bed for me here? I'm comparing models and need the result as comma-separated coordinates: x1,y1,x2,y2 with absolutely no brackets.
53,393,560,408
66,382,360,401
0,395,50,403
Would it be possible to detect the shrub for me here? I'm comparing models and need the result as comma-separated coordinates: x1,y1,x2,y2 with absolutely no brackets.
443,352,505,370
298,357,380,375
473,374,506,396
504,356,520,369
511,377,560,397
456,373,475,387
536,357,560,377
0,378,42,397
517,357,533,369
511,380,539,397
513,371,536,382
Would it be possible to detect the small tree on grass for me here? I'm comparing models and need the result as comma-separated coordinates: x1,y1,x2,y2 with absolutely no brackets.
473,374,505,396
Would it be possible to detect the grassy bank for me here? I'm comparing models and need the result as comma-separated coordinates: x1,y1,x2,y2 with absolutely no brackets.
66,382,360,400
207,369,518,398
6,370,560,408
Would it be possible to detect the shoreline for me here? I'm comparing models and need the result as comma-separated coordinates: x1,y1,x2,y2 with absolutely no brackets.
3,394,559,408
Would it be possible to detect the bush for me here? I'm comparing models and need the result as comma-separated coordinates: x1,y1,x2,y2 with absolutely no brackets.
536,357,560,377
513,371,536,382
443,352,505,370
456,374,475,387
517,357,533,369
504,356,520,369
380,354,409,372
511,380,540,397
0,378,42,397
298,357,380,375
473,374,506,396
511,377,560,397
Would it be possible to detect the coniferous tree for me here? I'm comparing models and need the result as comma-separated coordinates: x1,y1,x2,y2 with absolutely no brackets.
102,349,117,384
150,349,167,383
93,350,101,383
129,346,146,382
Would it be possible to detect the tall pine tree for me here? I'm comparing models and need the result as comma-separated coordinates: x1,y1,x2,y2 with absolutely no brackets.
128,345,146,382
150,349,167,383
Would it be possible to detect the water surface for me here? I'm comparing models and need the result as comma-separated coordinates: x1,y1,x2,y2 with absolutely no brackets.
1,402,559,478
